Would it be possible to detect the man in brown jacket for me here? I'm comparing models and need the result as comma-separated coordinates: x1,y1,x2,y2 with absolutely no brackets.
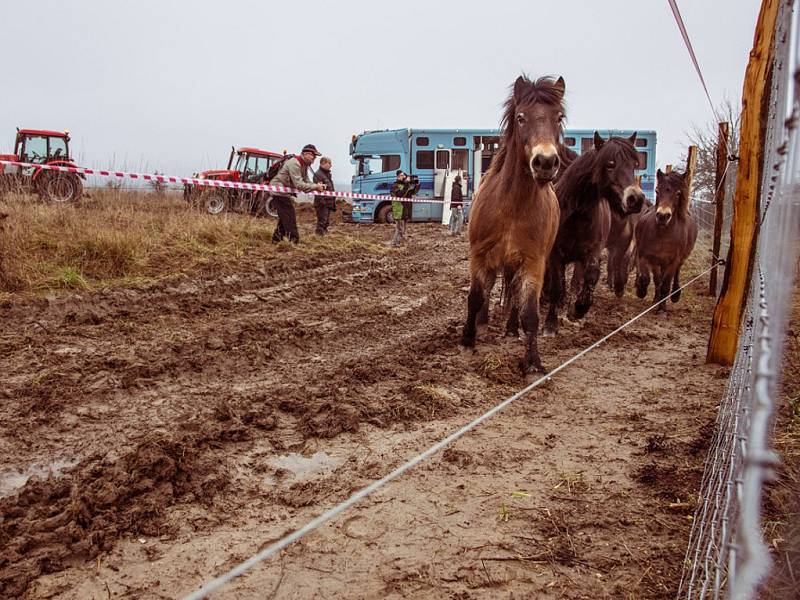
271,144,326,243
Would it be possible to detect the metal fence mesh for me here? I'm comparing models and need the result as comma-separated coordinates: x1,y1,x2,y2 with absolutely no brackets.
677,1,800,598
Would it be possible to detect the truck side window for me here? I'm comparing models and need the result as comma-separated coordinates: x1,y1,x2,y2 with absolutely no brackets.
416,151,434,169
381,155,401,172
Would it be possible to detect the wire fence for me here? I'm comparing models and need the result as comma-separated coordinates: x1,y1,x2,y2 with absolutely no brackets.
678,1,800,598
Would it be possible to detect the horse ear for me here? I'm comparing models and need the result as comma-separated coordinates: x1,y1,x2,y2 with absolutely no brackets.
513,76,527,101
593,131,605,150
656,168,664,182
554,76,566,98
628,132,638,144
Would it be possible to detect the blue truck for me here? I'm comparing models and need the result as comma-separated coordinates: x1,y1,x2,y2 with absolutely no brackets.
348,128,657,223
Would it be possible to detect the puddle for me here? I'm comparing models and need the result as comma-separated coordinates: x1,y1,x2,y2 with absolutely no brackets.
266,451,343,484
0,458,80,498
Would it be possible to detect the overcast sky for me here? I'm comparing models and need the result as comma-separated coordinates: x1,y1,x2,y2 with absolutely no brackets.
1,0,759,185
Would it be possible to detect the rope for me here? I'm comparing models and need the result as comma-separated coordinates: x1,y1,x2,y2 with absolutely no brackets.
182,260,723,600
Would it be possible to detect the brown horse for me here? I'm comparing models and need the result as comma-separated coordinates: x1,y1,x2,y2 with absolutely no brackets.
543,133,645,335
461,75,564,375
634,169,698,311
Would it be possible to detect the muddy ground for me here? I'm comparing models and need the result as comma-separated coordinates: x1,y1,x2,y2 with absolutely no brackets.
0,206,728,599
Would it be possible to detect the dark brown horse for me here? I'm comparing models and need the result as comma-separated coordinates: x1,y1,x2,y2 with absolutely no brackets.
605,188,650,297
461,75,564,374
543,132,645,335
634,169,698,311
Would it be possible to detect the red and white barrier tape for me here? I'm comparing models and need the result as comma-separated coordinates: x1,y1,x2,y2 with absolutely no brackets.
0,160,454,205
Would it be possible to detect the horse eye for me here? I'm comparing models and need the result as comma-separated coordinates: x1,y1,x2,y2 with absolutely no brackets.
516,114,526,125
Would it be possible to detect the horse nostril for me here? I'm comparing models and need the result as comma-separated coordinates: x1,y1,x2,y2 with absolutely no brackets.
533,156,542,169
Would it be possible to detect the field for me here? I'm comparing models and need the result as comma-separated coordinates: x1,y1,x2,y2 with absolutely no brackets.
1,191,731,599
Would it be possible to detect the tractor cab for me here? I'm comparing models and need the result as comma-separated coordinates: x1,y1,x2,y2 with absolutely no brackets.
227,147,283,183
14,129,73,165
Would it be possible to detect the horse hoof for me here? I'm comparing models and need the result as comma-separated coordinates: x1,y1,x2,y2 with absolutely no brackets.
504,329,519,338
520,361,548,380
459,344,476,356
459,334,475,348
671,291,682,303
542,327,557,337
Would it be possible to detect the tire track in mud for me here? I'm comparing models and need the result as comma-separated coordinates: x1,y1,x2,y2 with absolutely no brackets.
0,226,480,597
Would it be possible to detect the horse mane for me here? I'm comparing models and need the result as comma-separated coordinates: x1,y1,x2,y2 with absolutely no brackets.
662,170,691,219
555,137,639,219
491,75,566,173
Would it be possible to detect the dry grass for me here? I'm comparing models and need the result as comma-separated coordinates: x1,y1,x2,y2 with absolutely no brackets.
0,190,382,296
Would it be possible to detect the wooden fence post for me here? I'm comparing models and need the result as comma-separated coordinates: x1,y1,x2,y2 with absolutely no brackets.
709,122,730,296
685,146,698,195
707,0,779,365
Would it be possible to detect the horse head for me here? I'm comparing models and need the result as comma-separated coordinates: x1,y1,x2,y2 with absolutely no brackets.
654,169,689,227
503,75,566,183
592,133,646,215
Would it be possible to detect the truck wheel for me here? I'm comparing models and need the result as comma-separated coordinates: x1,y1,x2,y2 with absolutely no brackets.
38,171,82,203
377,203,395,224
203,189,228,215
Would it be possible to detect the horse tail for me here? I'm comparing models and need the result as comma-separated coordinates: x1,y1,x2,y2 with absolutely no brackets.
500,269,515,314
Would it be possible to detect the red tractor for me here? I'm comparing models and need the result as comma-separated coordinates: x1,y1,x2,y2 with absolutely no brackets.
184,146,285,217
0,128,84,202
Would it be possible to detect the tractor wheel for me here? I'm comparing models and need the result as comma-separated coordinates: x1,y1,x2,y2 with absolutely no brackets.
202,189,228,215
265,195,278,219
37,171,83,203
376,203,395,224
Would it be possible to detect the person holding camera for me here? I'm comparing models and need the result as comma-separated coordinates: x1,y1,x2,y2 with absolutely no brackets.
270,144,326,244
389,170,420,247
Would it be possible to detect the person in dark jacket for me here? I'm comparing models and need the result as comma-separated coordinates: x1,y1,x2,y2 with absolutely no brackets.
448,174,465,236
270,144,326,243
389,170,420,247
313,157,336,235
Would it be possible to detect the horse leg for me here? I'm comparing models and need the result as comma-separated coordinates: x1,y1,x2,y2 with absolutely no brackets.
671,265,682,303
606,248,617,291
652,265,667,312
635,257,650,299
543,256,563,336
504,272,520,338
461,270,494,347
613,247,629,298
519,276,546,375
570,262,583,294
571,255,600,320
476,271,496,333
